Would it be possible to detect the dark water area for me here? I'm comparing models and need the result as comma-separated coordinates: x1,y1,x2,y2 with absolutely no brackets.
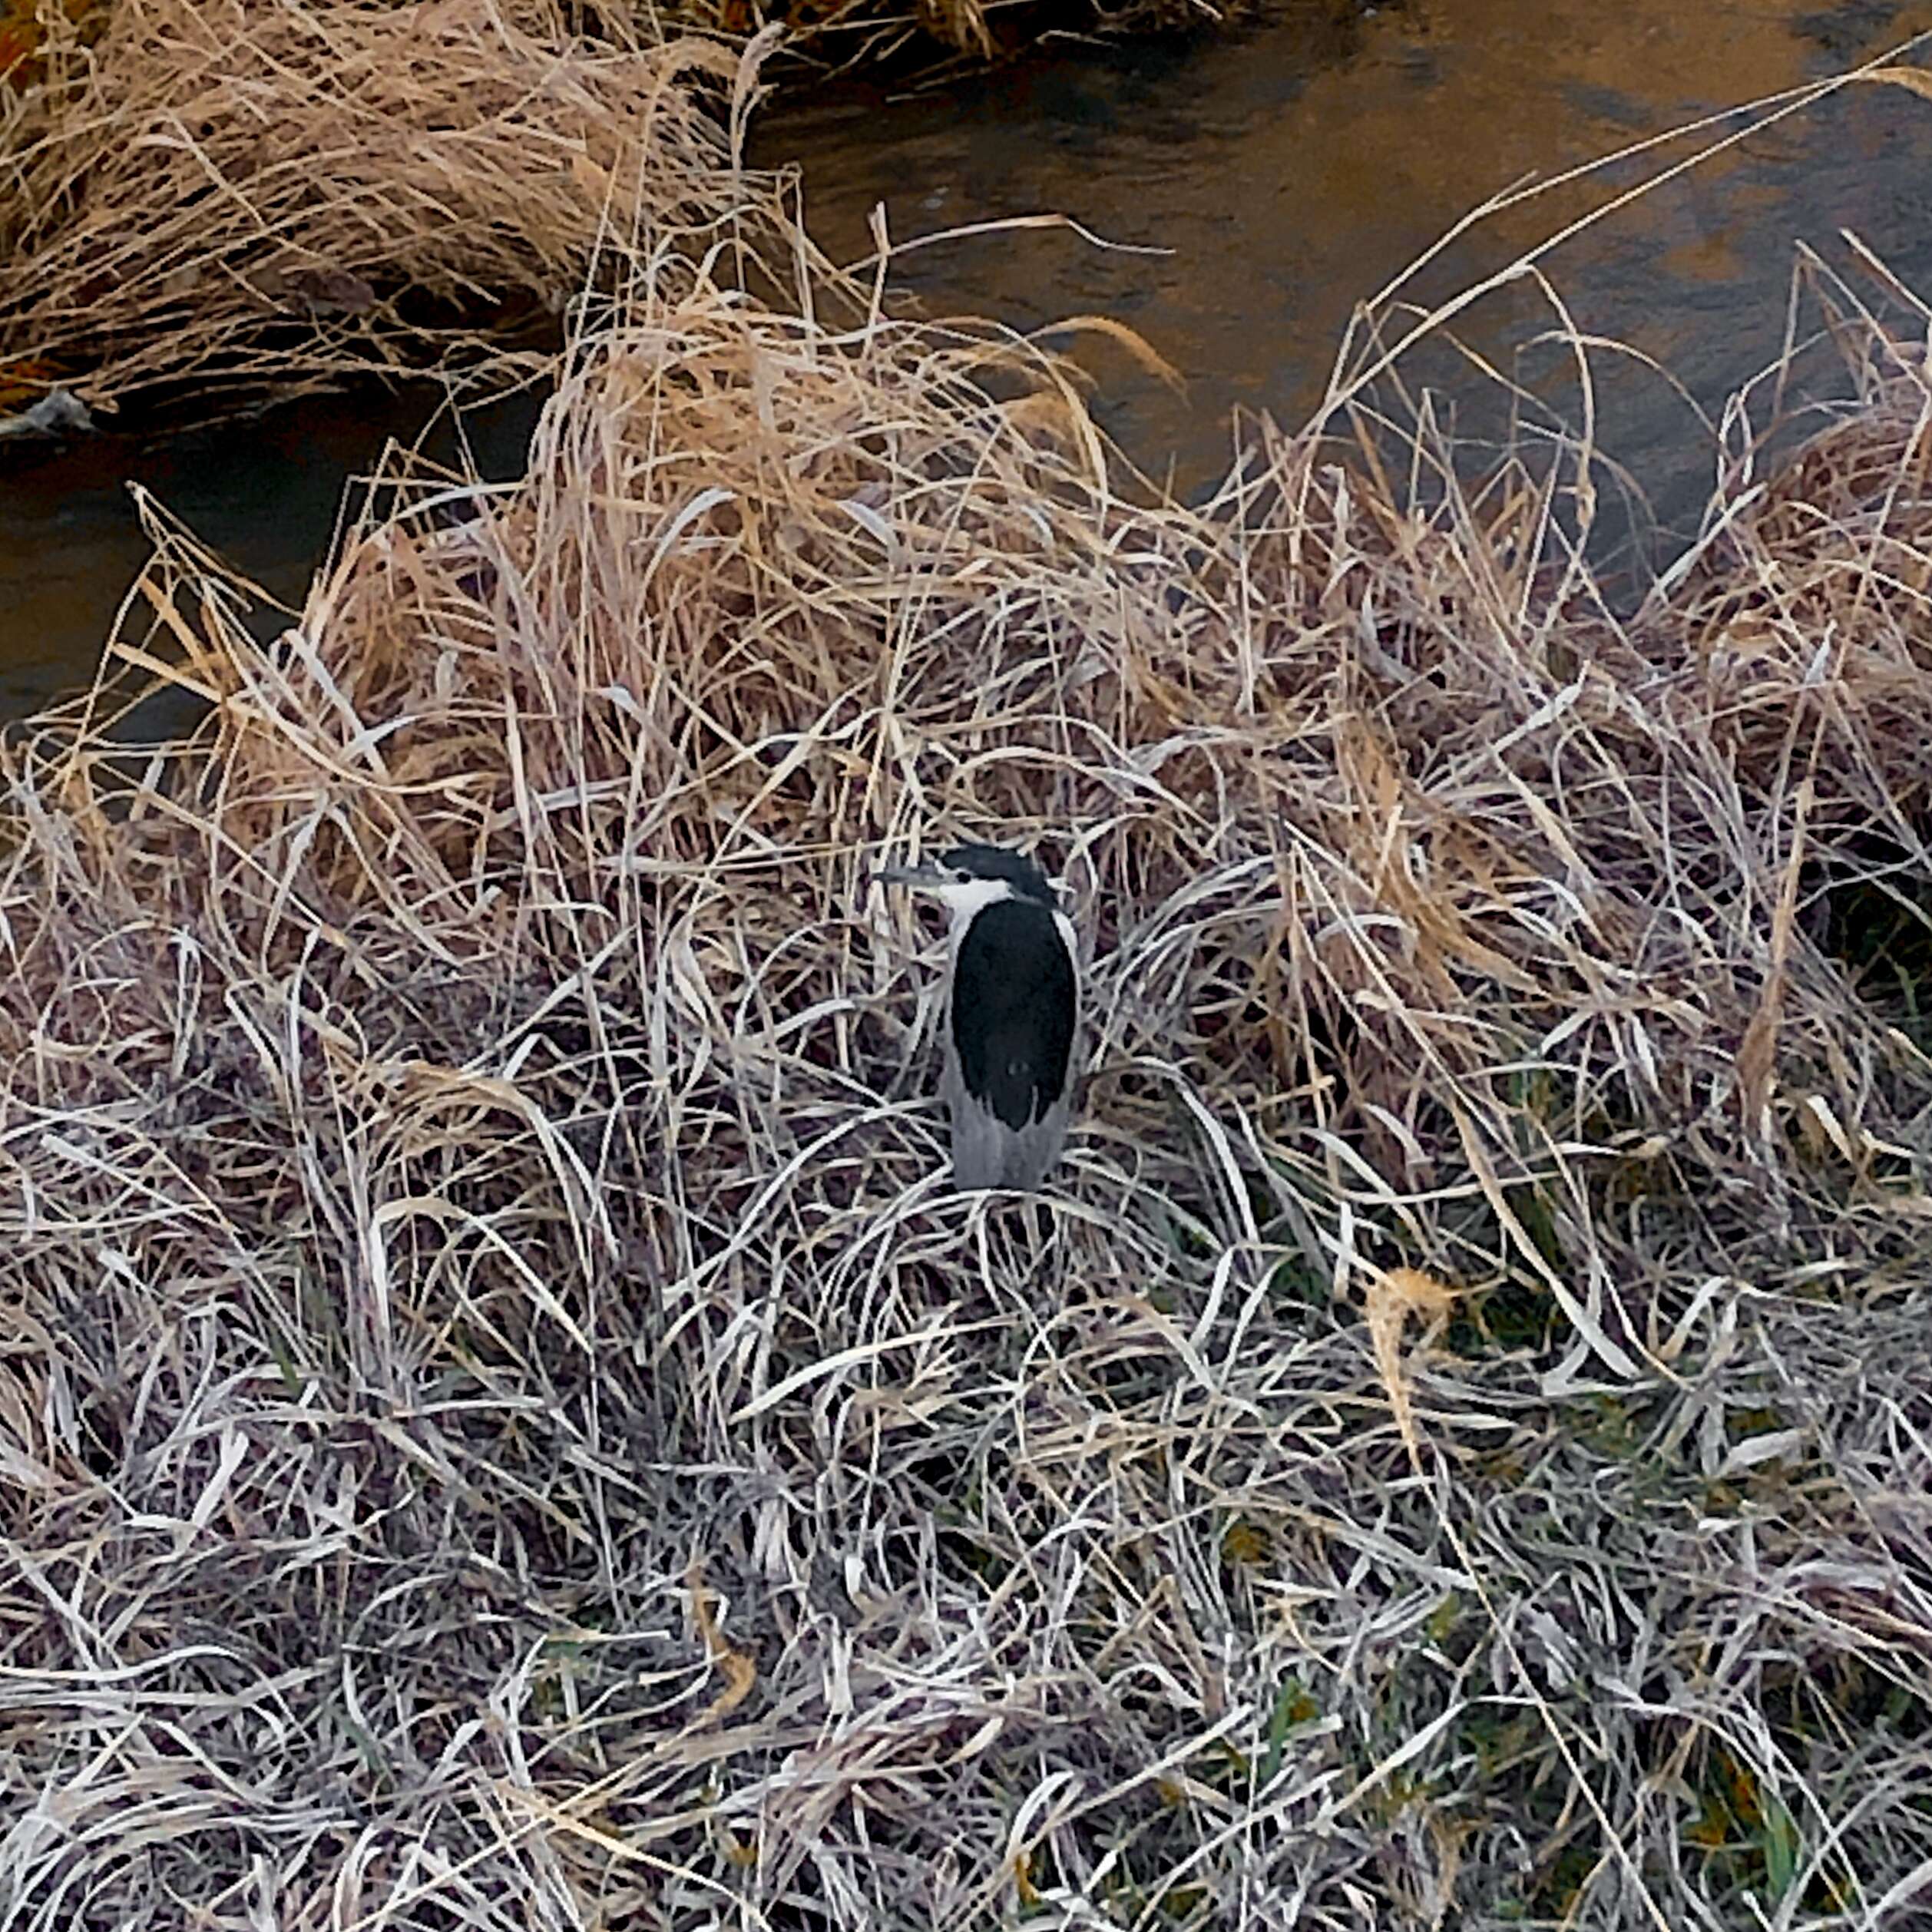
0,385,543,719
763,0,1932,516
6,0,1932,716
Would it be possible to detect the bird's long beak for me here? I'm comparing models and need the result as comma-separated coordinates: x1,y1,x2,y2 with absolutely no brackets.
872,861,944,891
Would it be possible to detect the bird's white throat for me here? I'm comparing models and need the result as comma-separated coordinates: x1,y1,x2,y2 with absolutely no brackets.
930,877,1018,934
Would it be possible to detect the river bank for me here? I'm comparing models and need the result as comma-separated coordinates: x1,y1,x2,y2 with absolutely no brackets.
2,6,1930,1929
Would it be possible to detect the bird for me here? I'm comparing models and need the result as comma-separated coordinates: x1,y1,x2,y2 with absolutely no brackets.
874,842,1080,1192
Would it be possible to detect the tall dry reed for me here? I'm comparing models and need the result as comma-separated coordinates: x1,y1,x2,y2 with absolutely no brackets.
0,0,783,414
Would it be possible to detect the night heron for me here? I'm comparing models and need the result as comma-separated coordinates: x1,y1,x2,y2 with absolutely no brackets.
875,842,1080,1191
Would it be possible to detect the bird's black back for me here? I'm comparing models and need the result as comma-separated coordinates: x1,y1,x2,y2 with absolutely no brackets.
951,898,1077,1131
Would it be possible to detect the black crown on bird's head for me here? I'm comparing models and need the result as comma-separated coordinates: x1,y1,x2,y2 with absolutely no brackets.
937,844,1057,907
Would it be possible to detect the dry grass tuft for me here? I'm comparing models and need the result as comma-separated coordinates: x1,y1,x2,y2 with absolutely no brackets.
0,0,784,414
0,0,1263,422
2,214,1930,1925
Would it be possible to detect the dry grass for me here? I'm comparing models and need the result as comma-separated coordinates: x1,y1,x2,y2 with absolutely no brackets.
0,0,786,415
0,0,1254,424
3,201,1931,1930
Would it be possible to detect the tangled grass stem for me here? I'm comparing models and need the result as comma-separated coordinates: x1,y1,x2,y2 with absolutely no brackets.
0,0,802,416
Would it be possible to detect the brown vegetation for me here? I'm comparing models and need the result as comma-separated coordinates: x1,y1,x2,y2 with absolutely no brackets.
0,0,1265,425
0,0,779,415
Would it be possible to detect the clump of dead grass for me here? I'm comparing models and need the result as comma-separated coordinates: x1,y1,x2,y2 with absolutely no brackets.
0,0,1272,423
0,0,785,415
2,216,1930,1928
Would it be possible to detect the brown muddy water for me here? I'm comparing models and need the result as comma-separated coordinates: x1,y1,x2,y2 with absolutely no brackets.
5,0,1932,717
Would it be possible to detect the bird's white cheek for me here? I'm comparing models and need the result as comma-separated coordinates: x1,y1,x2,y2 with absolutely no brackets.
937,878,1013,924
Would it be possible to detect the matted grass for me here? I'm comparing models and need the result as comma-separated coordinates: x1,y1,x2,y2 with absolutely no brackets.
0,0,1262,422
2,197,1929,1925
0,0,789,416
